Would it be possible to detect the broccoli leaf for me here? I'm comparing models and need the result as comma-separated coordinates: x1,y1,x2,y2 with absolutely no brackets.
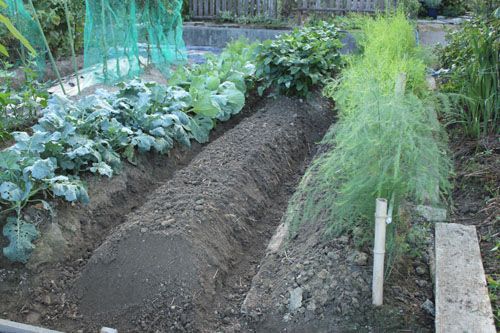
0,150,21,171
3,217,39,263
0,182,24,202
49,176,89,203
24,158,56,180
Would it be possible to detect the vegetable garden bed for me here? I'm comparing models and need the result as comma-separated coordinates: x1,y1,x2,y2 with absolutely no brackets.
0,93,333,332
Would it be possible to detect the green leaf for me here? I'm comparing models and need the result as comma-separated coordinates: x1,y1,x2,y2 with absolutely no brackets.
189,115,213,144
0,182,23,202
218,81,245,115
132,133,155,152
90,162,113,177
49,176,89,203
0,43,8,56
257,86,266,96
0,13,36,56
3,217,39,263
206,75,221,91
192,93,222,117
124,144,137,165
152,137,173,153
25,158,56,180
150,127,166,137
0,150,21,171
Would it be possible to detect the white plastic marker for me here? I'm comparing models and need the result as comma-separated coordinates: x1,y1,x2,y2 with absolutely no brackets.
372,198,388,306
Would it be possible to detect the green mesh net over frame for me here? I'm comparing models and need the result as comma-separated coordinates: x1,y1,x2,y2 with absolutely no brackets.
2,0,46,73
84,0,186,83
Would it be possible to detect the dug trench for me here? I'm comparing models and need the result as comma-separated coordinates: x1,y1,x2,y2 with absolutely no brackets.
0,94,333,332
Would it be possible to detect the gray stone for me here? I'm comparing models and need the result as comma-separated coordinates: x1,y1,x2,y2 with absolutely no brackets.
288,287,303,312
161,218,175,227
421,299,435,316
266,223,288,254
100,328,118,333
416,279,427,288
416,205,447,222
317,269,328,280
306,301,317,312
416,266,426,276
327,251,338,260
352,251,369,266
435,223,496,333
0,318,63,333
338,235,349,244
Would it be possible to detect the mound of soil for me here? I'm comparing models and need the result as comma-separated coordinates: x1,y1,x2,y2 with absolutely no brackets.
0,93,263,327
0,94,333,332
69,96,332,332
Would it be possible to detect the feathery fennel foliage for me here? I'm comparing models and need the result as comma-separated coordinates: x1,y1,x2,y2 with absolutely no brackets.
287,12,452,248
325,11,429,117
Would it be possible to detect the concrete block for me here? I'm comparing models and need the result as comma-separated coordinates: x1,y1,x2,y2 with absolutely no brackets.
435,223,496,333
416,205,447,222
0,319,63,333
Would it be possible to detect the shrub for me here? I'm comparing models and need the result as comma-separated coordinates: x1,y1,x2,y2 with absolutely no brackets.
255,22,344,97
399,0,422,18
440,0,467,17
438,17,499,137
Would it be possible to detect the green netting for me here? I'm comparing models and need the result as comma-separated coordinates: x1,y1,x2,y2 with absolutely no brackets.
2,0,47,73
84,0,186,83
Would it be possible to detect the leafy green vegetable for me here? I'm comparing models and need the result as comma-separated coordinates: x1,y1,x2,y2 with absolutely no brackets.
0,40,259,263
256,22,344,97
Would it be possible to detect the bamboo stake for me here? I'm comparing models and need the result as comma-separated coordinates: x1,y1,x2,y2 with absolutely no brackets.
13,0,27,68
372,198,388,306
100,0,109,82
63,0,81,94
26,0,66,95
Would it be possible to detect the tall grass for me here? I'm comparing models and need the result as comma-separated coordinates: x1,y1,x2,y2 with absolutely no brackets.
287,12,452,250
439,17,499,138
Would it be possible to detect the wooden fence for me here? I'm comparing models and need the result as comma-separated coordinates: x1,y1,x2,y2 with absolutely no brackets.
189,0,279,19
189,0,397,20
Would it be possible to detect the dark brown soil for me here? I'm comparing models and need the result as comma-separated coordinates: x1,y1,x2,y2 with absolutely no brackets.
0,92,264,326
69,96,331,332
448,133,499,328
0,94,334,332
240,207,434,332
